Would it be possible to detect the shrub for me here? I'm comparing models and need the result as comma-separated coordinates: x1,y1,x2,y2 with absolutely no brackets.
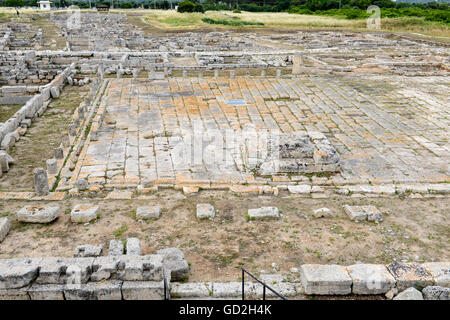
233,9,241,13
177,0,195,13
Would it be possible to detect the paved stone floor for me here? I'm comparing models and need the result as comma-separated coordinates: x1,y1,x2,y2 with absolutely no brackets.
69,75,449,189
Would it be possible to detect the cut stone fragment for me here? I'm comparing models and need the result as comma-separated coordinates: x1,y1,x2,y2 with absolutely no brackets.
74,244,103,258
70,204,99,223
363,205,383,222
90,256,121,281
347,264,395,294
0,217,11,243
387,262,434,291
108,240,124,256
247,207,280,220
157,247,189,282
212,282,256,298
17,205,60,223
0,258,42,289
116,255,165,281
36,257,94,284
64,280,122,300
126,238,141,255
136,205,161,219
0,286,30,300
46,159,58,175
300,264,352,295
422,286,449,300
196,203,215,220
343,205,367,222
422,262,450,287
122,281,164,300
313,207,334,218
393,287,423,300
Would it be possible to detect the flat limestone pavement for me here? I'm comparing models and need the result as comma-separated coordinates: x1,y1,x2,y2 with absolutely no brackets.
300,264,352,295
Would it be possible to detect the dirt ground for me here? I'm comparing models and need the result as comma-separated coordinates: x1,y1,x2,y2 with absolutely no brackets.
0,85,90,191
0,191,448,282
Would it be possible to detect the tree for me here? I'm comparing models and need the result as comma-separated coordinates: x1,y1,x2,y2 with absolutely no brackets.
5,0,24,7
177,0,195,12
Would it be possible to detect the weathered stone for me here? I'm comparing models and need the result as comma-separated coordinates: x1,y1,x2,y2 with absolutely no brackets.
212,282,255,298
64,280,122,300
28,284,65,300
0,154,9,173
247,207,280,220
347,264,395,294
75,178,89,191
300,264,352,295
0,151,14,165
136,205,161,219
157,247,189,282
0,217,10,242
393,287,423,300
0,286,30,300
74,245,103,258
387,262,434,291
313,207,334,218
54,147,64,159
0,258,42,289
71,204,99,223
50,86,60,98
422,262,450,287
122,281,164,300
126,238,141,255
91,256,121,281
171,282,212,298
422,286,449,300
34,168,49,196
46,159,58,175
116,255,165,281
17,205,60,223
196,203,215,220
108,240,124,256
343,205,383,222
36,257,94,284
288,184,311,194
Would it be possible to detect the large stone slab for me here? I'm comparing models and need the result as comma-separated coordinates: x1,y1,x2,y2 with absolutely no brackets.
136,205,161,219
36,257,94,285
122,281,164,300
247,207,280,220
387,262,434,291
171,282,212,298
74,244,103,258
212,282,256,298
126,238,141,255
0,258,42,289
64,280,122,300
196,203,215,220
17,205,60,223
347,264,395,294
28,284,65,300
70,204,99,223
300,264,352,295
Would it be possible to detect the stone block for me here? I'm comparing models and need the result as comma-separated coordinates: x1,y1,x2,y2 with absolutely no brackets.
36,257,94,285
91,256,121,281
28,284,65,300
196,203,215,220
74,245,103,258
288,184,311,194
422,286,449,300
0,217,10,242
126,238,141,255
247,207,280,220
46,159,58,175
70,204,99,223
387,262,434,291
422,262,450,287
33,168,49,196
116,255,164,282
157,247,189,282
64,280,122,300
0,286,30,300
122,281,164,300
108,240,124,256
171,282,212,298
343,205,383,223
17,205,60,223
393,287,423,300
300,264,352,295
0,258,42,289
212,282,255,298
136,205,161,219
347,264,395,294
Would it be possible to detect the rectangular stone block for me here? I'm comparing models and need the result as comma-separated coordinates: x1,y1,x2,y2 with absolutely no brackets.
117,255,165,281
64,280,122,300
170,282,213,298
36,257,94,284
0,286,30,300
347,264,395,294
122,281,164,300
300,264,352,295
0,217,10,242
422,262,450,287
28,284,65,300
0,258,42,289
387,262,435,291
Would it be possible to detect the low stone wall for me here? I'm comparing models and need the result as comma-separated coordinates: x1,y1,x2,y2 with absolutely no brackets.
0,254,168,300
0,64,75,152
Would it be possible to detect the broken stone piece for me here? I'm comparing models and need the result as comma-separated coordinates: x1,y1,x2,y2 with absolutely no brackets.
71,204,99,223
17,205,60,223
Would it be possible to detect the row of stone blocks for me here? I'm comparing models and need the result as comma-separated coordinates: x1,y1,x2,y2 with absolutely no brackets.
0,255,167,300
300,262,449,295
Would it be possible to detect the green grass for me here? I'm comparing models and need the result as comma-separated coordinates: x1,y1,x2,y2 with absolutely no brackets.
202,17,264,27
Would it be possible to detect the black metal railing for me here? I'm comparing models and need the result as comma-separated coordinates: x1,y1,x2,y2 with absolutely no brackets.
241,268,287,300
164,277,171,300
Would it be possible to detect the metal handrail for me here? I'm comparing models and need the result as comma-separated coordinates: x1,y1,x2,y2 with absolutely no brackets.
242,268,287,300
164,277,171,300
